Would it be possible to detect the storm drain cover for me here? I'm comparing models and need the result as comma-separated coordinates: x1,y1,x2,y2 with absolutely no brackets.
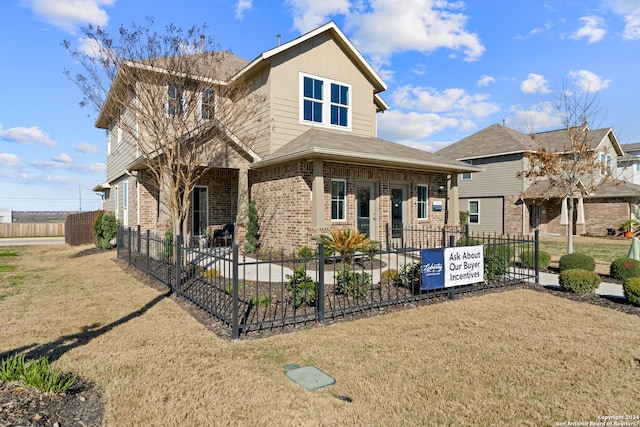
285,365,335,391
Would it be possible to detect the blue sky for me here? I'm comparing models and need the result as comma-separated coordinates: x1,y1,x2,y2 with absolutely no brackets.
1,0,639,211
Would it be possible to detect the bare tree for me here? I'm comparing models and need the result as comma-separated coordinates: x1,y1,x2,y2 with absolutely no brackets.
64,19,263,241
520,83,611,254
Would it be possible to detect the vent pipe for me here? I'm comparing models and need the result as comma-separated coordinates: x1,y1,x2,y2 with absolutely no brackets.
200,35,205,53
277,34,281,47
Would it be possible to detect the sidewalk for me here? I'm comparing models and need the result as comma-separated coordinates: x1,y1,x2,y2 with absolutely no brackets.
537,271,624,298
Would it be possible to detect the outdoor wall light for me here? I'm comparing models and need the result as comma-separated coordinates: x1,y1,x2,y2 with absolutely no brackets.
437,184,446,194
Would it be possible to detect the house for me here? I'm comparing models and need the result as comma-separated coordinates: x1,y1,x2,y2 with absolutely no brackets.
437,123,640,237
618,143,640,186
93,21,479,252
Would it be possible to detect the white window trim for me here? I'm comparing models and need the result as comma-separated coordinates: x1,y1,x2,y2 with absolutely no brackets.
417,184,429,220
468,199,480,224
122,180,129,227
167,83,183,117
299,72,352,131
461,160,473,180
114,185,119,219
201,88,216,121
331,179,347,221
193,185,209,237
600,153,612,175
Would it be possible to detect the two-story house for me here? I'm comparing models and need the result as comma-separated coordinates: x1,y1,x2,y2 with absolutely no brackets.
93,21,479,252
618,143,640,186
437,123,640,237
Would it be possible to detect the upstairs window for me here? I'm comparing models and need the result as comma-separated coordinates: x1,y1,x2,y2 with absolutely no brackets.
462,160,473,180
300,73,351,130
167,83,183,116
202,89,215,120
600,153,612,175
303,76,323,123
417,185,428,219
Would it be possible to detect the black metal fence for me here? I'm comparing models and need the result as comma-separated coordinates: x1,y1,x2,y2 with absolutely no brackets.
117,226,539,340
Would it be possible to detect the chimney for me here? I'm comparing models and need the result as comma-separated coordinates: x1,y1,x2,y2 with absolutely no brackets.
277,34,281,47
200,35,205,53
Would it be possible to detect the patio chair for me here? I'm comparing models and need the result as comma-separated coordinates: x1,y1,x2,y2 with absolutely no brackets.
213,223,234,246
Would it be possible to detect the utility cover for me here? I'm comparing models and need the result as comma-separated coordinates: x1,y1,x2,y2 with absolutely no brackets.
286,365,335,391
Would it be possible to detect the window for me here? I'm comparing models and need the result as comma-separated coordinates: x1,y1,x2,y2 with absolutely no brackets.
300,73,351,129
462,160,473,180
331,179,346,221
202,89,215,120
417,185,428,219
167,83,183,116
468,200,479,223
122,180,128,227
600,153,612,175
330,83,349,126
193,186,208,236
303,76,323,123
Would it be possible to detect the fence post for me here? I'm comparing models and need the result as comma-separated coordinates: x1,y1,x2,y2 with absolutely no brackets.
465,224,470,245
145,230,150,276
316,243,325,326
176,235,182,299
128,227,132,265
534,229,540,284
232,244,240,340
137,225,141,253
385,223,390,251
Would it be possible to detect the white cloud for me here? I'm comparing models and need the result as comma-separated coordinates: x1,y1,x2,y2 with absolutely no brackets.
377,110,471,144
477,75,495,87
75,142,100,154
235,0,252,19
571,16,607,44
77,37,112,60
604,0,640,40
0,125,57,148
53,153,73,163
0,153,23,169
520,73,551,94
391,85,500,118
30,160,106,173
25,0,114,33
509,102,562,133
569,70,612,92
348,0,485,65
286,0,350,33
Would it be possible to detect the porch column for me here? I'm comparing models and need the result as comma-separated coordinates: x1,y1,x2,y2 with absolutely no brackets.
311,159,325,227
447,174,460,225
236,165,249,226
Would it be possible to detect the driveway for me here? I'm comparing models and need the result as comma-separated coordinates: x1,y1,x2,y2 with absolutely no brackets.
0,237,65,246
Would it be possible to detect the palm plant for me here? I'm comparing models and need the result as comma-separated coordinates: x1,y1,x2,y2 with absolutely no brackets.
312,228,375,263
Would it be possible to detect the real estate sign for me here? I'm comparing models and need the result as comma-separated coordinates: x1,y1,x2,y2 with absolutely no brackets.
421,245,484,290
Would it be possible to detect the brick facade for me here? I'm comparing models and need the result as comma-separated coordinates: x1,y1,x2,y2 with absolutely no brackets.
539,198,630,236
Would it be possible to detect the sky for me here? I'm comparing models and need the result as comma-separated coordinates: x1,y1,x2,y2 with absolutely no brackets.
1,0,639,212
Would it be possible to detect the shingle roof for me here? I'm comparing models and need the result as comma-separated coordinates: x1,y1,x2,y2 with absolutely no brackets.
255,128,480,173
437,123,617,160
134,51,250,82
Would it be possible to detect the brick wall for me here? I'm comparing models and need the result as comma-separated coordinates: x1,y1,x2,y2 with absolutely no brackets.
539,197,630,236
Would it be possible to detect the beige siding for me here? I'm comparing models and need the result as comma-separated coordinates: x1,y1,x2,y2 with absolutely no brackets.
266,32,378,154
463,197,503,234
458,154,525,199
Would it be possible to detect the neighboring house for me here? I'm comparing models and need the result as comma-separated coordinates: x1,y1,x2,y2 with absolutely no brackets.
93,22,478,252
437,123,640,236
618,143,640,185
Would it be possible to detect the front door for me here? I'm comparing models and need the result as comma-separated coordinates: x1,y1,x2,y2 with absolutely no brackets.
356,182,376,240
390,185,407,248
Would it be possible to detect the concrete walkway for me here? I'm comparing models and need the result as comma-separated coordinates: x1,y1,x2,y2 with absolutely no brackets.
538,271,625,298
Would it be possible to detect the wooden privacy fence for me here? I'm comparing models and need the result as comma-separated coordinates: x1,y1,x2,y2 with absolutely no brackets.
65,210,101,246
0,223,65,238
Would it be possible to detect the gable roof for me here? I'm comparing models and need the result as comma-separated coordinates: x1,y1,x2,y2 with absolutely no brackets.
437,123,621,160
253,128,481,173
231,21,387,96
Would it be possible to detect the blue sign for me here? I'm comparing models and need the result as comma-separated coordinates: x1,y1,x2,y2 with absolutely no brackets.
421,249,445,290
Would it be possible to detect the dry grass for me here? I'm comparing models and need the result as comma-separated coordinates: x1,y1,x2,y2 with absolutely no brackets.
1,244,640,426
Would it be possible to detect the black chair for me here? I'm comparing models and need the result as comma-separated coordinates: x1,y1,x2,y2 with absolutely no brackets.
213,223,234,246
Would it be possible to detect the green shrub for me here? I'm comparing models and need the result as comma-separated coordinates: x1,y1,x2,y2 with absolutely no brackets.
335,264,370,298
609,258,640,281
484,252,510,281
312,228,375,261
380,269,398,285
93,211,119,249
623,277,640,306
250,294,271,308
558,269,601,293
0,354,75,394
520,249,551,269
396,262,422,294
285,267,316,308
203,268,220,280
296,246,314,259
559,253,595,272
